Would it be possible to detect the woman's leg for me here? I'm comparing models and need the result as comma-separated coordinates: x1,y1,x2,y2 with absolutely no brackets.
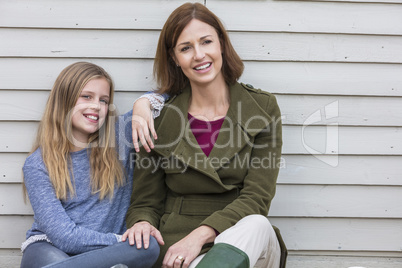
43,236,160,268
20,241,70,268
216,215,281,268
192,215,281,268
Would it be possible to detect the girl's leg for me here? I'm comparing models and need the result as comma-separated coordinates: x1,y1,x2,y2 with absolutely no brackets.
43,236,160,268
20,241,70,268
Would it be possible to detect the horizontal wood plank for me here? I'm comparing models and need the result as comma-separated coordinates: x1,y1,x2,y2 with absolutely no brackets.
0,58,156,92
0,0,201,30
2,90,402,127
279,155,402,186
269,218,402,252
0,251,401,268
0,249,22,268
1,123,401,155
4,183,402,218
2,215,402,252
299,0,402,3
241,61,402,97
0,153,27,183
2,28,402,63
1,58,401,97
271,185,402,218
230,32,402,64
0,216,33,249
2,154,401,186
286,255,402,268
0,185,32,215
208,0,402,35
1,0,402,35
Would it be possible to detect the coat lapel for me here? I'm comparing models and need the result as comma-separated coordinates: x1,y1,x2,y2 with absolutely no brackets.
153,82,273,181
153,89,220,181
208,82,273,170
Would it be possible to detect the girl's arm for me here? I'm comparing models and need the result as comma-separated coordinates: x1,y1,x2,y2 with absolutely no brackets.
23,162,120,255
131,92,169,152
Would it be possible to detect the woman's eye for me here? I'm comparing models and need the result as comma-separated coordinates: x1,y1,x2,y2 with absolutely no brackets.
203,40,212,45
180,46,190,52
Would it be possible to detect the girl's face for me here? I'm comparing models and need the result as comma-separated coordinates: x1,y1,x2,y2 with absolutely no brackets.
71,78,110,144
173,19,224,87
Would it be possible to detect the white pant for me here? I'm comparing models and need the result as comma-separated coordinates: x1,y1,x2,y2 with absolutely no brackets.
189,215,281,268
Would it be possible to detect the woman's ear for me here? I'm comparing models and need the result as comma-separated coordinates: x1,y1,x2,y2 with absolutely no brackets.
173,58,180,67
169,51,180,67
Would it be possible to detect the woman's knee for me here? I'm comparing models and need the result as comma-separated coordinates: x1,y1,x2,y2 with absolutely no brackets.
240,214,272,230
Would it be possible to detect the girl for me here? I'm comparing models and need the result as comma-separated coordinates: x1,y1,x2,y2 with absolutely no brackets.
124,3,287,268
21,62,160,268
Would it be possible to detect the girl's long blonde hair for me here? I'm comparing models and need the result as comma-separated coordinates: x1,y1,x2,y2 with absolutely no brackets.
26,62,124,200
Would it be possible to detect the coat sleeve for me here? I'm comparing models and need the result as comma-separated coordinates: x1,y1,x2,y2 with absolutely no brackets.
201,94,283,233
125,150,167,229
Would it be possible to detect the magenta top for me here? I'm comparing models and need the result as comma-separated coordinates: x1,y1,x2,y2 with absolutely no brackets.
188,113,225,157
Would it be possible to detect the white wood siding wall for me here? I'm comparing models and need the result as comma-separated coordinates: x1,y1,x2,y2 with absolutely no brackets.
1,0,401,267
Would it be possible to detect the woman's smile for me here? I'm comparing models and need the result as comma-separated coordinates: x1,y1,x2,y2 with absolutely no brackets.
174,19,224,87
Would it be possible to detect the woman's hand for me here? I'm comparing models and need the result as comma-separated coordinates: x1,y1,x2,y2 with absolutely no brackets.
132,98,157,153
122,221,164,249
162,225,216,268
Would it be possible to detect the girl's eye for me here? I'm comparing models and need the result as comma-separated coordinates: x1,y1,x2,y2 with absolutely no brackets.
100,99,109,104
81,95,90,99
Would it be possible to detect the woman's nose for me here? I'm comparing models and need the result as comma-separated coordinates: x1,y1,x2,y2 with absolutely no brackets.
193,46,205,60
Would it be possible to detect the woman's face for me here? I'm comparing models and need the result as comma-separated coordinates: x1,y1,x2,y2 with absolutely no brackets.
173,19,224,87
71,78,110,143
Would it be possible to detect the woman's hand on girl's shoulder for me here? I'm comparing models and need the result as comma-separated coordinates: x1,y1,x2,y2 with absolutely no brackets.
122,221,164,249
132,98,157,153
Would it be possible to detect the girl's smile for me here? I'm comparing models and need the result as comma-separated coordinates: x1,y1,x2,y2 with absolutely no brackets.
71,78,110,144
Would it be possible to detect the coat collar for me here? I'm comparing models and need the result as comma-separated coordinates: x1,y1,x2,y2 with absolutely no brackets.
153,82,273,181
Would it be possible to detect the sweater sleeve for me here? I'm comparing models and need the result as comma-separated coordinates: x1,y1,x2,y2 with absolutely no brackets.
23,161,119,254
133,91,169,119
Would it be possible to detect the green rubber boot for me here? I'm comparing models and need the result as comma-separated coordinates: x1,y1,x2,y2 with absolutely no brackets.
195,243,250,268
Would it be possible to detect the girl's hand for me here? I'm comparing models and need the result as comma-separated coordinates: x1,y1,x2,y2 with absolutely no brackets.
122,221,164,249
162,226,216,268
132,98,157,153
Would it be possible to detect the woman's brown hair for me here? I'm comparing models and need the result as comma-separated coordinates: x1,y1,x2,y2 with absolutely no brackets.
154,2,244,95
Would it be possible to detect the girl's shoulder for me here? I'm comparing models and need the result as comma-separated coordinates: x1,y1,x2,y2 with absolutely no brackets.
24,148,45,168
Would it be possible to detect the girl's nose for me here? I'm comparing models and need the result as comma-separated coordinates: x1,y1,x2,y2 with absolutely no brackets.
89,100,101,110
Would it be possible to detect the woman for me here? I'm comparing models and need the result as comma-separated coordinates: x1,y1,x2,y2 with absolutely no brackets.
123,3,287,268
21,62,160,268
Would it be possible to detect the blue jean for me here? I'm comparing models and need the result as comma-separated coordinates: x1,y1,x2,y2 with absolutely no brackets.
20,237,159,268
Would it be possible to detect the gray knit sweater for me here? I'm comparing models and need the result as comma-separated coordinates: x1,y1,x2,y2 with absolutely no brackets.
22,110,136,255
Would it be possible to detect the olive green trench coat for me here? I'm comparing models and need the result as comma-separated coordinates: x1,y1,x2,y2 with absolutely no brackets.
126,82,287,267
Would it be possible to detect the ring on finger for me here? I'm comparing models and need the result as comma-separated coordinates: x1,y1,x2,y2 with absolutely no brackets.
176,255,184,262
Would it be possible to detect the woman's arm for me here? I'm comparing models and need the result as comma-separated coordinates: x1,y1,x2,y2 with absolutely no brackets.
124,148,168,249
132,92,169,152
162,225,216,268
23,163,119,255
